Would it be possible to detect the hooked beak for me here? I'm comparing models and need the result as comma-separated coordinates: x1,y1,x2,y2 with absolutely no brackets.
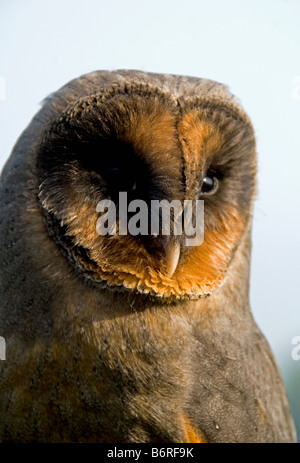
163,240,181,277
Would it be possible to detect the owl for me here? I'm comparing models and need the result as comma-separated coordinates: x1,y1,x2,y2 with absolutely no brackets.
0,70,296,443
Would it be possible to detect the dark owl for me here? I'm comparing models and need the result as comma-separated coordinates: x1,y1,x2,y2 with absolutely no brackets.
0,70,296,443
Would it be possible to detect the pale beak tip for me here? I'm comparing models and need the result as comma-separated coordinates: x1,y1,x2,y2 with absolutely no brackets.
165,242,180,277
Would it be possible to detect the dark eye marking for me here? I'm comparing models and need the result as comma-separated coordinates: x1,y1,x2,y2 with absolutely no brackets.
104,167,119,173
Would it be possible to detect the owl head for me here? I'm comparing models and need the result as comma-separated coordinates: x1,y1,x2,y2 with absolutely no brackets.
37,71,256,300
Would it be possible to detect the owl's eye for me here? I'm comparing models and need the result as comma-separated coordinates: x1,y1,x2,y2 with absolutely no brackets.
104,167,119,174
101,164,138,193
200,172,218,195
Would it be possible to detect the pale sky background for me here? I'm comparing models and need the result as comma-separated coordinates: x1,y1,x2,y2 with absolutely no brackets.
0,0,299,436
